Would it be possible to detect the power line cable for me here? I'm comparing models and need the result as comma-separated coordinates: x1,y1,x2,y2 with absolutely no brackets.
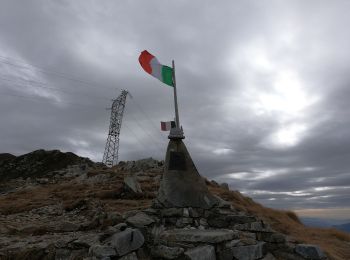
0,55,119,91
123,102,163,151
126,113,164,151
128,94,166,139
0,75,112,101
0,91,105,109
122,123,160,157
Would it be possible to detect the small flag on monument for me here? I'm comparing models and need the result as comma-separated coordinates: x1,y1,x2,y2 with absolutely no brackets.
138,50,173,87
161,121,176,131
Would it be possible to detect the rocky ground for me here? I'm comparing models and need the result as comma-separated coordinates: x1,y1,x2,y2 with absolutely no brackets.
0,150,349,260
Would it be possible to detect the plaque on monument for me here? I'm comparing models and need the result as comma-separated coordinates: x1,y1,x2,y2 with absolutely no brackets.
168,151,187,171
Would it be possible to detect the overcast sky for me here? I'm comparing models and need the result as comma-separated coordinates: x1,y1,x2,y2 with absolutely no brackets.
1,0,349,219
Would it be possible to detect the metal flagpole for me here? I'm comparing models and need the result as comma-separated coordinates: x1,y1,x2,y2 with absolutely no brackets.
172,60,180,129
169,60,184,139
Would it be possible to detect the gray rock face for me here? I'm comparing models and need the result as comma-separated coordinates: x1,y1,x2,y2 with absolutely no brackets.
157,140,219,209
121,157,160,172
151,245,184,259
109,228,144,256
126,212,155,228
185,245,216,260
160,229,238,243
229,242,265,260
124,175,142,193
295,244,326,259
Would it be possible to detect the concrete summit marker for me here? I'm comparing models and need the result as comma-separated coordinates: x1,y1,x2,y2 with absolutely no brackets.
156,138,219,209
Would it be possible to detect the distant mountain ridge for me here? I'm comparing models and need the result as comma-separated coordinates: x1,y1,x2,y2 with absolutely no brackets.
300,217,350,234
333,223,350,233
0,149,93,182
0,153,16,162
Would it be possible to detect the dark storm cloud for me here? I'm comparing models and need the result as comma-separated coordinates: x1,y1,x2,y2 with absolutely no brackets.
1,0,350,217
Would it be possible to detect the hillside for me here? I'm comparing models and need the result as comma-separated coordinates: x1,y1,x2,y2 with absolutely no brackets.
0,153,16,162
0,149,93,182
0,150,349,259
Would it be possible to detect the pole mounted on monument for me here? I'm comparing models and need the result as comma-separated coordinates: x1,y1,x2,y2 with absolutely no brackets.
169,59,185,139
172,60,180,129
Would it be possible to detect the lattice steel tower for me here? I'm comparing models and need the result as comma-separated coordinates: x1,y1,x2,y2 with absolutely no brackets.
102,89,128,167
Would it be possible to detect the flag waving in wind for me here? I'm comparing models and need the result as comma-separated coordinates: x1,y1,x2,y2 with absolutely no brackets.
139,50,173,86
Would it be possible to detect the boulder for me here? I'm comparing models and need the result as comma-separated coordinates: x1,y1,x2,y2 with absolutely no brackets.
184,245,216,260
124,175,142,193
126,212,155,228
295,244,326,259
220,242,265,260
135,157,159,170
108,228,144,256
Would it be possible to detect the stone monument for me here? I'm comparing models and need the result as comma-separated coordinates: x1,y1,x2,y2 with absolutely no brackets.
153,60,220,209
156,137,219,209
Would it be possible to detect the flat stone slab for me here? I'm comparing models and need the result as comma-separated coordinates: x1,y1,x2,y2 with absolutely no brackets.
126,212,155,228
185,245,215,260
160,229,238,243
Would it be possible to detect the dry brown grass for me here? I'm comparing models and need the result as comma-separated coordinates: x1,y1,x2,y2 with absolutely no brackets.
0,186,56,214
0,172,156,215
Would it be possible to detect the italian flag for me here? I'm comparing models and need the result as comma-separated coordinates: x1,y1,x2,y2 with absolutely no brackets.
139,50,173,86
161,121,176,131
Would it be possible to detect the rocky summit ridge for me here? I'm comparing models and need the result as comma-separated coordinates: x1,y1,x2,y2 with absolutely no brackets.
0,150,349,260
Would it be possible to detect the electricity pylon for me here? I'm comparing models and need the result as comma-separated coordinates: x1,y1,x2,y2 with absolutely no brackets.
102,89,128,167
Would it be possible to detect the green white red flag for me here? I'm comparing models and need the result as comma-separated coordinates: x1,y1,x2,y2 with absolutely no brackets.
139,50,173,86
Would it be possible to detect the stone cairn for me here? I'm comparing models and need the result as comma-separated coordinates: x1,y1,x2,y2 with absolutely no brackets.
86,140,327,260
